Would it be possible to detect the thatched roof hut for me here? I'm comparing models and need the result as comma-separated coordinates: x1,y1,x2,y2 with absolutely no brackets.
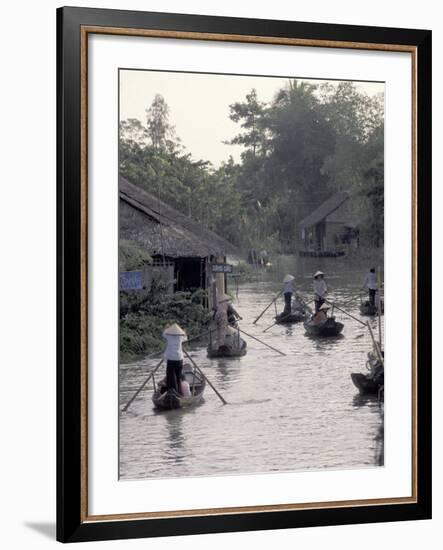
298,191,358,256
120,176,237,258
298,191,350,229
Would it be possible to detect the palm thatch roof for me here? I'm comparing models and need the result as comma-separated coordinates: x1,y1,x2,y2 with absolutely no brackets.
298,191,350,228
120,176,238,258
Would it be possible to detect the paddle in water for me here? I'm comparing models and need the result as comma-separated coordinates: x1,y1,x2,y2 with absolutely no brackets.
122,358,164,412
183,349,227,405
252,290,283,324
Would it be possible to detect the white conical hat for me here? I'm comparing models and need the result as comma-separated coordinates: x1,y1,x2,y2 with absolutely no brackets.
283,274,295,283
226,326,238,335
217,293,231,303
319,303,330,310
163,323,186,336
313,270,324,278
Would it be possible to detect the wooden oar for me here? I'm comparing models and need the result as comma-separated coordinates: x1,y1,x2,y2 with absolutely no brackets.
238,328,286,356
262,312,291,333
183,349,227,405
325,300,366,327
122,358,164,412
366,321,384,367
252,290,282,324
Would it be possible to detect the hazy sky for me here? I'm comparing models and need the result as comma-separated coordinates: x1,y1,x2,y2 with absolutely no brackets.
120,69,384,167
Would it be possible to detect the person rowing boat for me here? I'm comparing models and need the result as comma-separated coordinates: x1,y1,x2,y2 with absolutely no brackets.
282,274,295,315
162,323,187,395
313,270,328,312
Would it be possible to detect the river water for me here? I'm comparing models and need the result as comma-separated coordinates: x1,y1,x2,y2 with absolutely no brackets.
119,258,384,480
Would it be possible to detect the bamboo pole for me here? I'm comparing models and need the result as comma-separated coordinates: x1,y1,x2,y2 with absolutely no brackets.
325,300,366,327
238,328,286,356
252,290,283,324
183,349,227,405
366,321,384,367
122,358,164,412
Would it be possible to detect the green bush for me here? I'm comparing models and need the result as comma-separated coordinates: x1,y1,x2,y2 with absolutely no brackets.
120,291,212,363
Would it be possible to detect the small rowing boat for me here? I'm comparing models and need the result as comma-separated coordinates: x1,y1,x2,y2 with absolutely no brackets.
207,338,247,358
350,372,382,394
359,300,384,316
351,351,384,395
152,365,206,411
304,317,344,337
275,310,308,324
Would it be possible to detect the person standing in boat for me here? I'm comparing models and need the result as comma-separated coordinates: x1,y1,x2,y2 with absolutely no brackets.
313,271,328,312
363,268,378,307
162,323,187,395
214,294,231,350
282,274,295,315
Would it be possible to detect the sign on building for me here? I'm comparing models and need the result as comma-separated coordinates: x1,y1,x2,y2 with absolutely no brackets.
211,263,233,274
119,270,143,291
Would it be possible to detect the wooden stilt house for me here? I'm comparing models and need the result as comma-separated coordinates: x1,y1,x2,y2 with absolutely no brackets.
119,176,237,306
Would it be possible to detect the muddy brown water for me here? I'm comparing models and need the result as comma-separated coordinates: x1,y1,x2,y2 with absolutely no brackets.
119,259,384,480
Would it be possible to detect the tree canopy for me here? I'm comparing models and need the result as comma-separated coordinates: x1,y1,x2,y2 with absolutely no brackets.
120,83,384,252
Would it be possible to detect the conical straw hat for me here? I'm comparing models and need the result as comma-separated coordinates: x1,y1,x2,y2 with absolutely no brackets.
163,323,186,336
319,303,330,310
226,326,238,335
283,274,295,283
217,293,231,303
313,271,324,278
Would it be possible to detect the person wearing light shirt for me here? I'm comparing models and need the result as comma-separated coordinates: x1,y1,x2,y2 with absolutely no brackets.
363,268,378,306
163,323,187,394
282,274,295,315
313,271,328,312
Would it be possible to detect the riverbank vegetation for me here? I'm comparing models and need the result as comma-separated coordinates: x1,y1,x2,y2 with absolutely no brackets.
120,81,384,254
120,290,212,363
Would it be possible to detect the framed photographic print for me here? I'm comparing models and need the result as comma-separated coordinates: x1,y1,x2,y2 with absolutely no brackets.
57,6,432,543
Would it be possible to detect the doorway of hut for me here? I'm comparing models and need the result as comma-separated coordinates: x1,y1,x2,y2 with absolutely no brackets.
174,258,206,294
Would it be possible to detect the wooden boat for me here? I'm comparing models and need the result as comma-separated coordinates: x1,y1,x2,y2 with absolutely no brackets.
152,365,205,411
359,300,384,316
275,310,308,324
351,350,384,395
350,372,383,395
207,337,247,358
299,250,345,258
303,317,344,337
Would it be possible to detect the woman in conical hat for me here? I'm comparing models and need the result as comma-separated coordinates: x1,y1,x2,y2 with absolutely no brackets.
313,270,327,312
282,274,295,315
162,323,187,394
163,323,186,336
214,294,232,349
312,302,330,325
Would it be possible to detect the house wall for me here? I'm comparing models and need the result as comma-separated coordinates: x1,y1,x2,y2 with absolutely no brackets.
324,222,346,250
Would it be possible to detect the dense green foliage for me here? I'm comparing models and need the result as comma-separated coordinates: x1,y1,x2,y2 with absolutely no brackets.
120,290,212,362
120,80,384,252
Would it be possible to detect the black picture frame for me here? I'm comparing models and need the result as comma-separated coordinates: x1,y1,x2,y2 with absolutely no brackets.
57,6,432,543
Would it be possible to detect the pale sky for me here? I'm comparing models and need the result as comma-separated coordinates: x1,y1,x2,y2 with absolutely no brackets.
120,69,384,167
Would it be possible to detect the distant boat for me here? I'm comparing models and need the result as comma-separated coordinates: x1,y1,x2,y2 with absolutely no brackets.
359,299,384,316
304,317,344,337
207,338,247,358
152,365,205,411
275,310,308,324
